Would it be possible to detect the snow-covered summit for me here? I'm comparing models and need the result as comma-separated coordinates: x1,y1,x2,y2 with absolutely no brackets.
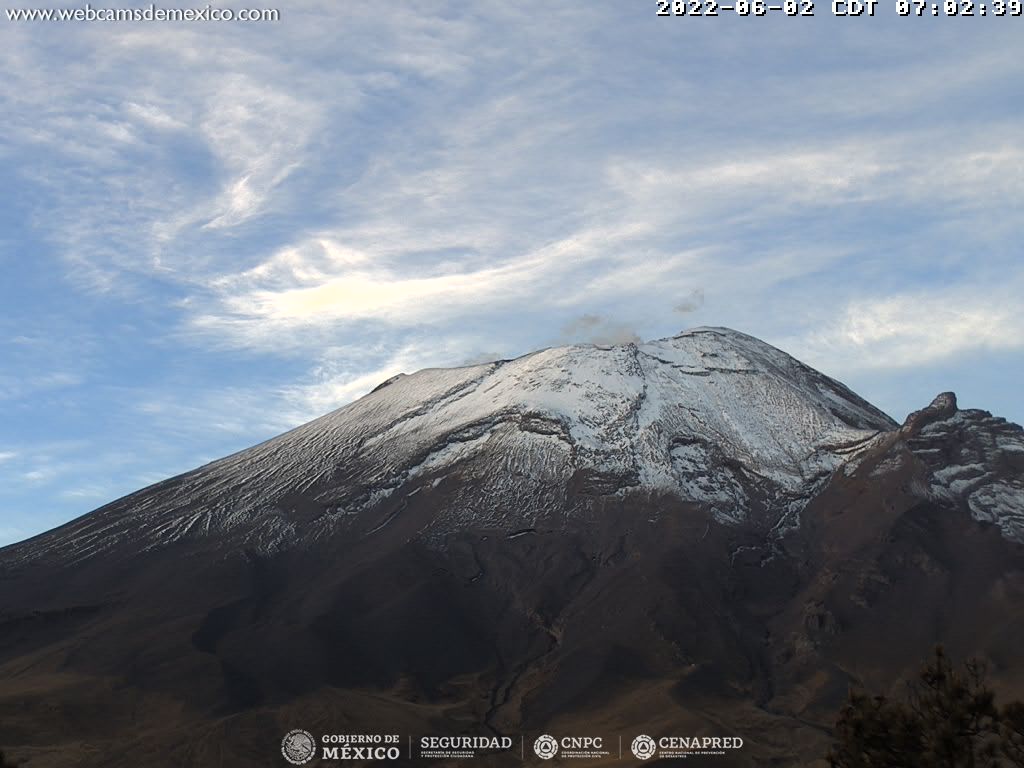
5,327,900,564
336,325,893,489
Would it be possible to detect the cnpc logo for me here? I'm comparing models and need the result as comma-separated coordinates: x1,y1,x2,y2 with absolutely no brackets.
533,735,558,760
533,734,605,760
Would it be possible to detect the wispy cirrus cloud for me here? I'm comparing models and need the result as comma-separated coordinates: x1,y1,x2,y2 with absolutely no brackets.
0,372,83,401
181,133,1024,361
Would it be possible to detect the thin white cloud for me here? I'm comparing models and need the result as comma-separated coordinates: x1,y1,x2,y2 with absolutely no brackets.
607,138,1024,228
276,337,487,420
281,361,411,419
22,468,57,483
123,101,189,132
59,484,122,502
786,286,1024,373
130,386,303,439
0,372,83,401
196,74,325,229
0,527,27,548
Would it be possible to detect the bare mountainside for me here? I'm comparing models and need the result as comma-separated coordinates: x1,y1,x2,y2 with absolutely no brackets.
1,327,1023,767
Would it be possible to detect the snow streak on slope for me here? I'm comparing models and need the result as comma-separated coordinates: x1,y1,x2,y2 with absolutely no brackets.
4,328,898,565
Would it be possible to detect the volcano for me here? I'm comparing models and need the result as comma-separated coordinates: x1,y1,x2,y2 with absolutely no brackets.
2,327,1023,767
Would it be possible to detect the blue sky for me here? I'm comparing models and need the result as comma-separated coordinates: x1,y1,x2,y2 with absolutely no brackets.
1,2,1022,547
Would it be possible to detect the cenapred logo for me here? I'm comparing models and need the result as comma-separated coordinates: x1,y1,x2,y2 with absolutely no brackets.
631,734,657,760
534,734,559,760
281,729,317,765
631,733,744,760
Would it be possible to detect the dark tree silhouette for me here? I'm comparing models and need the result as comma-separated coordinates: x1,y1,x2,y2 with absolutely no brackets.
828,647,1024,767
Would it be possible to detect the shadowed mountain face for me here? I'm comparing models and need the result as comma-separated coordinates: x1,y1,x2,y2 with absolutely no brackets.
1,327,1022,767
